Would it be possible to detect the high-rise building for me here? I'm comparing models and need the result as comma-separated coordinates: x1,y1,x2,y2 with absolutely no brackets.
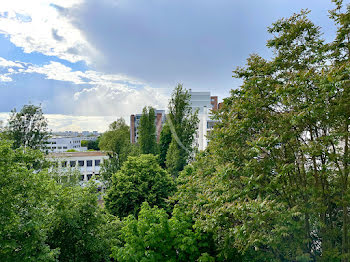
130,109,166,144
189,90,219,151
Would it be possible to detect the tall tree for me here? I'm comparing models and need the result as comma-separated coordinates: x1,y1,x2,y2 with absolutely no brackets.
138,106,158,155
166,84,199,177
6,104,50,150
99,118,131,184
176,6,350,261
0,139,58,261
158,123,172,168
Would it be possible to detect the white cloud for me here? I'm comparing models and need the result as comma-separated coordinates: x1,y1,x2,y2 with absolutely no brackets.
72,85,168,117
25,62,86,84
0,57,170,125
0,57,24,68
0,112,116,132
0,0,96,63
0,75,13,82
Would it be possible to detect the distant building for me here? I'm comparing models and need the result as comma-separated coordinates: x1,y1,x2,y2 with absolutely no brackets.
130,109,166,144
45,136,87,153
129,92,219,151
189,90,219,151
48,151,109,182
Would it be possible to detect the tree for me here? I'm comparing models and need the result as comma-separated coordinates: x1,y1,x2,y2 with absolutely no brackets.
111,202,216,262
46,183,118,262
87,139,100,150
0,139,58,261
176,5,350,261
159,122,172,168
138,106,158,155
105,154,176,218
99,118,131,183
6,104,50,149
165,84,199,177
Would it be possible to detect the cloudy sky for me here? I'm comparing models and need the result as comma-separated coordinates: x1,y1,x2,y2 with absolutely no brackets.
0,0,339,131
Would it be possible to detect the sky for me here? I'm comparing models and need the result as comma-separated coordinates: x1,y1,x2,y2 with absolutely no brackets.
0,0,341,132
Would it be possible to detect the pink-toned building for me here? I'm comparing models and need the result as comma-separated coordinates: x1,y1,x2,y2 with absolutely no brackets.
130,109,166,144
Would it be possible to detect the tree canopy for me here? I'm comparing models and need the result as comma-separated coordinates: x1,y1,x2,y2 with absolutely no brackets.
175,5,350,261
6,104,50,150
138,106,158,155
165,84,199,177
105,154,176,218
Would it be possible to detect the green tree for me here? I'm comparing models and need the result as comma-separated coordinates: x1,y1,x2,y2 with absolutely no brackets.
159,122,172,168
81,140,88,147
46,183,118,262
105,154,175,218
138,106,158,155
6,104,50,150
112,202,216,262
87,139,100,150
99,118,131,183
166,84,199,177
0,139,58,261
176,6,350,261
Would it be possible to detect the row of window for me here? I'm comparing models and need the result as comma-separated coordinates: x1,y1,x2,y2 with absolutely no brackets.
45,146,68,150
60,159,101,167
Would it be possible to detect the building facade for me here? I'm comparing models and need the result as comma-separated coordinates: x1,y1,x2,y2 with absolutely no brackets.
130,109,166,143
189,90,219,151
48,151,109,182
45,136,87,153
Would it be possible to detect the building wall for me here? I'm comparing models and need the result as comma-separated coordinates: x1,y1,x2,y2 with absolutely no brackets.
48,152,109,182
189,91,219,151
130,110,166,143
45,137,88,153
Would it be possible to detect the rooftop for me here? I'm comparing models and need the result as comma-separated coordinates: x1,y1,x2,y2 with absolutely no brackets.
48,152,108,158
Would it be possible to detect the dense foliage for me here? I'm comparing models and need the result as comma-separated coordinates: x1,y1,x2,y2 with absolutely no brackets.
0,138,118,262
112,202,216,262
165,84,199,177
138,106,158,155
105,154,176,218
6,104,50,149
99,118,132,184
176,3,350,261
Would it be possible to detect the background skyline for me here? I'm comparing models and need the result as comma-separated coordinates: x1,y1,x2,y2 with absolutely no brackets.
0,0,339,131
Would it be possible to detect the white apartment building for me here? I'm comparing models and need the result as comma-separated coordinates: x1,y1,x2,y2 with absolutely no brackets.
189,90,219,151
45,136,87,153
48,151,109,182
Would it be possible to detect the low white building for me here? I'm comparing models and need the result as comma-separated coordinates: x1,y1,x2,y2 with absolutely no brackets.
45,136,87,153
48,151,109,182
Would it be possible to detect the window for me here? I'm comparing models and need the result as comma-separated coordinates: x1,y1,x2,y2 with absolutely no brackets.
70,161,76,167
61,161,67,167
63,146,67,149
52,147,56,149
78,160,85,167
87,160,92,167
80,175,84,181
95,160,101,166
87,174,92,180
58,147,62,149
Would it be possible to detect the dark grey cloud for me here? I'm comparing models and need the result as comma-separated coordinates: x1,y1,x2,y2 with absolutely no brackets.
52,29,64,42
69,0,336,97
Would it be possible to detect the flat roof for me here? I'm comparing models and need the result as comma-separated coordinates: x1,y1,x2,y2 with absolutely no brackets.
48,152,108,158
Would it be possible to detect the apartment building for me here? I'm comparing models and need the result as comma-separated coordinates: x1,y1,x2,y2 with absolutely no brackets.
45,136,87,153
130,109,166,143
48,151,109,182
189,90,219,151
